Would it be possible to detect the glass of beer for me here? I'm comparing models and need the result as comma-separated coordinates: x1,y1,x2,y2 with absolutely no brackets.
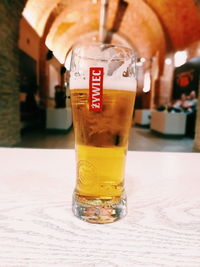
69,43,137,223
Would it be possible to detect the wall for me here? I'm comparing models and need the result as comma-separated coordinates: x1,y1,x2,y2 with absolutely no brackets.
47,57,61,99
158,54,174,106
194,80,200,151
188,41,200,151
18,16,40,82
0,0,26,146
46,56,62,108
19,16,40,62
18,16,61,115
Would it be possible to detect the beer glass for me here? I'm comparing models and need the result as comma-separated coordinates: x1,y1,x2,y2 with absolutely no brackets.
69,43,137,223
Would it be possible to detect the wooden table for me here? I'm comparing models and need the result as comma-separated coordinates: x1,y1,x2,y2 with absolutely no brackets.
0,148,200,267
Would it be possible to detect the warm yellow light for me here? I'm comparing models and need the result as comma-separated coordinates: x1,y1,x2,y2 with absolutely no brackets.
174,51,187,67
143,72,151,93
22,0,60,37
165,58,172,65
140,57,146,63
22,9,36,30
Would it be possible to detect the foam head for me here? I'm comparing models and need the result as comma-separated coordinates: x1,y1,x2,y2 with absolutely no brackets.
70,43,137,91
70,76,137,91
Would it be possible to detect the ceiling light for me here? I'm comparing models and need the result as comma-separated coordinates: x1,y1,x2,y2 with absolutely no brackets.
174,51,187,67
140,57,146,63
143,72,151,93
165,58,172,65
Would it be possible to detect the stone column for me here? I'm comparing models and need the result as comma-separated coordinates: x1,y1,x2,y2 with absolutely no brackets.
0,0,26,146
193,81,200,151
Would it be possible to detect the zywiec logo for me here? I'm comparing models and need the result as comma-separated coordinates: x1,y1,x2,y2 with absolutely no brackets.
89,67,104,112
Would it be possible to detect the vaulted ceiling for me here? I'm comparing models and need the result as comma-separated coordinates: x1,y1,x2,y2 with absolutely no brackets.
23,0,200,63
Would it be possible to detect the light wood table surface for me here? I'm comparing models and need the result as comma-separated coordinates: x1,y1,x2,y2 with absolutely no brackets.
0,148,200,267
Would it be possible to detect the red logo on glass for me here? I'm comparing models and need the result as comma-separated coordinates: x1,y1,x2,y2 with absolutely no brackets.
89,67,104,112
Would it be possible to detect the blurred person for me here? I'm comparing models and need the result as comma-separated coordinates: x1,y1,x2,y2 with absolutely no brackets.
157,93,186,113
168,93,187,112
184,91,198,138
182,90,197,113
54,85,66,108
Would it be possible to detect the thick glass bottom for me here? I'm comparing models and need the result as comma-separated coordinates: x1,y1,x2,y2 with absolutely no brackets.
72,192,127,224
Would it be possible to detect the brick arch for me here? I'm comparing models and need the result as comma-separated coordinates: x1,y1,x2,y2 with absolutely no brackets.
145,0,200,52
40,0,166,69
44,0,166,63
21,0,200,60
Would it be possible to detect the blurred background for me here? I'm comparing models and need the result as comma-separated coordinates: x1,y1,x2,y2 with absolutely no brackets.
0,0,200,152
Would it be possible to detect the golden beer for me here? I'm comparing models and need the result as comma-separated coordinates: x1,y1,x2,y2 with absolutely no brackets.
71,88,136,221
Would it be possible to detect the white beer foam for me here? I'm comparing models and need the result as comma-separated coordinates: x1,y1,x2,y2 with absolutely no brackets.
70,77,137,91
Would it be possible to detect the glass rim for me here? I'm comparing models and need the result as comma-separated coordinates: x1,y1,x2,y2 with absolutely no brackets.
71,42,136,61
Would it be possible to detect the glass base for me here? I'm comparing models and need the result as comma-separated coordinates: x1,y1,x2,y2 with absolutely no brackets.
72,192,127,224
